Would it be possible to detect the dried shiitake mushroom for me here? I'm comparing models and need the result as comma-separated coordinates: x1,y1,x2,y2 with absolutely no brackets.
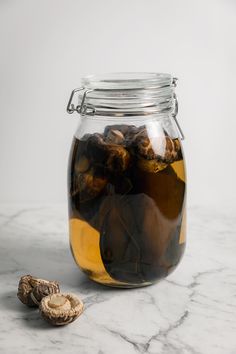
75,155,90,173
106,145,130,172
137,159,168,173
104,124,128,136
31,282,60,306
40,293,84,326
86,133,130,173
17,275,60,307
132,128,156,160
74,169,108,202
132,128,182,164
164,137,182,163
105,129,125,145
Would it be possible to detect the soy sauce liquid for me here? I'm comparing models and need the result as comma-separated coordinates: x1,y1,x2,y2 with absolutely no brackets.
68,134,186,287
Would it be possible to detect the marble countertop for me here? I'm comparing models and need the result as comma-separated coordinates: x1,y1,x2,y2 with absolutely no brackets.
0,205,235,354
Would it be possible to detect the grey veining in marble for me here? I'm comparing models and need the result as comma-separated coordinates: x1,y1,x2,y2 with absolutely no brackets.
0,205,235,354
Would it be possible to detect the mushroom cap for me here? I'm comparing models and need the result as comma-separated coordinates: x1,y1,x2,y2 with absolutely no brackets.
31,282,60,306
105,129,125,145
17,275,60,307
130,128,182,164
86,133,130,173
137,159,168,173
39,293,84,326
106,145,130,173
73,169,107,202
75,155,90,173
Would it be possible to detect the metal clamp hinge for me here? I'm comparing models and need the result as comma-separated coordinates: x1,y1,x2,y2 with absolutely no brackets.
66,87,95,116
172,78,185,140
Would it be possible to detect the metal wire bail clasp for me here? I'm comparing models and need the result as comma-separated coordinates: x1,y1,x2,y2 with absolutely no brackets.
172,78,185,140
66,87,95,116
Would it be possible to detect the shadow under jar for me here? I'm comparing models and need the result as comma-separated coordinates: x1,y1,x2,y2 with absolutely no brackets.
67,73,186,288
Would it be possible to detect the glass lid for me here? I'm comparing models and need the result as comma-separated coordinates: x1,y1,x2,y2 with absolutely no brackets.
81,72,173,90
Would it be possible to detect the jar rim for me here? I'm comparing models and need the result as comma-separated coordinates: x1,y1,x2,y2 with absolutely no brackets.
67,72,177,119
82,72,173,90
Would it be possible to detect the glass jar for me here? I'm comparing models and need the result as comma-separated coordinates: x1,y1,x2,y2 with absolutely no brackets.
67,73,186,288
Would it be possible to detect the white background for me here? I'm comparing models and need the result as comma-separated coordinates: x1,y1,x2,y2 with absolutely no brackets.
0,0,235,208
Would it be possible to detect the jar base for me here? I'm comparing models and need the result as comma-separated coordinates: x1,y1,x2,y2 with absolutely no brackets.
88,275,153,289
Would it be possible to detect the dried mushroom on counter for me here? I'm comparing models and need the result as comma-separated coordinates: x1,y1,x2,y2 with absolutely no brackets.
17,275,84,326
39,293,84,326
17,275,60,307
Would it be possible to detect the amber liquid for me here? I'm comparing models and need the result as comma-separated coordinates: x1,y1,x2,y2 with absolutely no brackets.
68,134,186,287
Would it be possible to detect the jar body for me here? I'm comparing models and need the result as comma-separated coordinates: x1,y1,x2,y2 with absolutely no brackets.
68,114,186,288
